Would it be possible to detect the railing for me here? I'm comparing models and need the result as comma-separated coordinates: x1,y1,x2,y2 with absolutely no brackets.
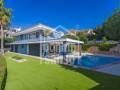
12,37,57,44
0,55,7,90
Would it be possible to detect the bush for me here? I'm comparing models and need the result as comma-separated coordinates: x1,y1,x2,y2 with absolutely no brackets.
82,44,92,51
12,55,23,60
82,43,117,51
97,43,117,51
4,37,15,48
102,36,107,43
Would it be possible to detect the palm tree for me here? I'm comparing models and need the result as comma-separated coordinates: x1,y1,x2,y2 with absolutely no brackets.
0,0,11,54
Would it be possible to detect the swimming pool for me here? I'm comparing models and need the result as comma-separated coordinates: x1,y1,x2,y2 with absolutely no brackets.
73,55,120,69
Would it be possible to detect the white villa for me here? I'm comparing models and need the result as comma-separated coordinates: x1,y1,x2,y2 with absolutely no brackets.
10,24,84,60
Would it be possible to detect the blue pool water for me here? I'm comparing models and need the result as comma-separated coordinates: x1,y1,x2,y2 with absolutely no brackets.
74,55,120,69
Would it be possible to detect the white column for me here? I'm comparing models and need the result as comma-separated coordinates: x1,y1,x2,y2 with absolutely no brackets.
63,41,67,63
13,45,15,52
10,44,11,51
40,43,43,57
78,43,82,56
59,43,61,55
47,43,50,57
27,44,29,55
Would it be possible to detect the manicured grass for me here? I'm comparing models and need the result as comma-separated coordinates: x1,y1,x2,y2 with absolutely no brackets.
4,52,120,90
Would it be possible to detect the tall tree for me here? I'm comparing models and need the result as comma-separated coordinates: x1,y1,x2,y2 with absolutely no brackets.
103,8,120,40
76,32,88,43
0,0,11,54
95,8,120,41
62,32,88,43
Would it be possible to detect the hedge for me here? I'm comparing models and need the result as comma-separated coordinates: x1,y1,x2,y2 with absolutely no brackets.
0,55,7,90
82,43,117,51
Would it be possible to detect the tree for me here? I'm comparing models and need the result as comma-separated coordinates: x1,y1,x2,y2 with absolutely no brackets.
42,29,52,37
0,0,11,54
94,26,104,40
62,34,78,40
62,32,88,43
95,8,120,41
41,29,53,41
102,36,107,43
103,8,120,40
76,32,88,43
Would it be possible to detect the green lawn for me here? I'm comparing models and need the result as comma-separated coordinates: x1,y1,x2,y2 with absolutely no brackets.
4,52,120,90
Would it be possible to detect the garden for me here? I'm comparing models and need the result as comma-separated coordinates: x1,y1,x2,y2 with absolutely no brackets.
1,52,120,90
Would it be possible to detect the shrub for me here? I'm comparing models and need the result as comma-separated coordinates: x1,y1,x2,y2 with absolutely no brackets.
82,43,117,51
102,36,107,43
97,43,117,51
12,55,23,60
82,44,92,51
0,55,7,90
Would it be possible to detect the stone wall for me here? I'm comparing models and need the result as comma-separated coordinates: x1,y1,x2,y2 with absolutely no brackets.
87,44,120,57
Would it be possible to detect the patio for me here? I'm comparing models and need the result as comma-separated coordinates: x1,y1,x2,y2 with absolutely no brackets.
97,63,120,76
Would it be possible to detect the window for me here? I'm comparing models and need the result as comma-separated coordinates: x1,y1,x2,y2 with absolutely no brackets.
21,45,24,48
28,34,30,39
51,45,54,50
20,35,23,40
36,32,39,38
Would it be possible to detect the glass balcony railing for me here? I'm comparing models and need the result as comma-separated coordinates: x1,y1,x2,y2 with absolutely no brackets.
13,36,57,43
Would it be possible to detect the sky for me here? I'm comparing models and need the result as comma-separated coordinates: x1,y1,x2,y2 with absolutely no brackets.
5,0,120,30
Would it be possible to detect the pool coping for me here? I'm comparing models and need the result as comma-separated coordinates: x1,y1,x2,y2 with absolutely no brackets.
82,53,120,58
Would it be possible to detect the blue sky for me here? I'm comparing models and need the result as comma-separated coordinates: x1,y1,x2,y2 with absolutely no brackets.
5,0,120,29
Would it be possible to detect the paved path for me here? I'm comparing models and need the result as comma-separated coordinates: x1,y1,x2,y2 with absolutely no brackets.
97,64,120,76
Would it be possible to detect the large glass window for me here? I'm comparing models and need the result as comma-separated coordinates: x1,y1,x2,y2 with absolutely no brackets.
36,32,39,38
20,35,23,40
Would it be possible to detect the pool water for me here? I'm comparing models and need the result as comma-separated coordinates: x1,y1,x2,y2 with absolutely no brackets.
74,55,120,69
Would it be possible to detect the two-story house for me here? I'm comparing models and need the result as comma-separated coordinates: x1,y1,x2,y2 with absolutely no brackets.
10,24,84,58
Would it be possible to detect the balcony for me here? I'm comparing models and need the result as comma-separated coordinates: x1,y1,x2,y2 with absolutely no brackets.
12,36,57,44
